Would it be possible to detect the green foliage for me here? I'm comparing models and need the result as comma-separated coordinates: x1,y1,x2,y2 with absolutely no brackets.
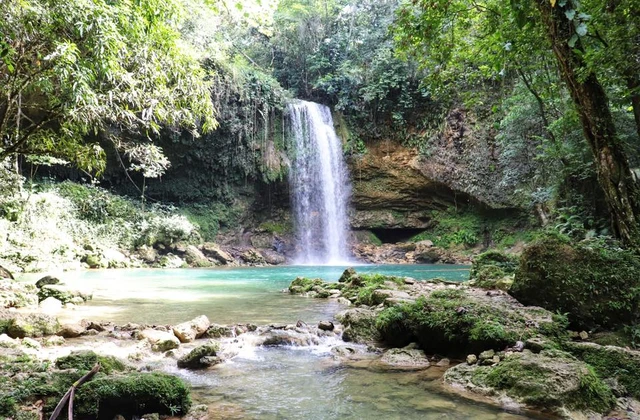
0,0,215,173
56,181,138,224
511,234,640,329
469,251,519,290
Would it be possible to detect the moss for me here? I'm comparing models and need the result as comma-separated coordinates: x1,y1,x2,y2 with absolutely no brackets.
55,350,128,375
75,372,191,417
471,351,614,413
468,251,518,290
564,341,640,399
511,234,640,329
177,344,220,369
288,277,325,294
376,291,566,355
337,272,405,305
258,221,290,235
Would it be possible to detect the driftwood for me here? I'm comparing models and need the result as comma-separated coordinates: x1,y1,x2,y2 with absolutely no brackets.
49,363,101,420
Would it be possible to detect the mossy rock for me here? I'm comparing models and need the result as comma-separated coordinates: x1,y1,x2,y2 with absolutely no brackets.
177,344,221,369
510,235,640,329
6,313,60,338
288,277,325,294
375,287,568,355
74,372,191,417
444,349,615,415
336,307,380,343
468,251,518,290
55,350,129,375
339,272,405,305
564,341,640,399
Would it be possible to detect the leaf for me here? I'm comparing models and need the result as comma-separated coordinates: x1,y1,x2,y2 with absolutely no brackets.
565,9,575,20
568,34,578,47
576,22,588,36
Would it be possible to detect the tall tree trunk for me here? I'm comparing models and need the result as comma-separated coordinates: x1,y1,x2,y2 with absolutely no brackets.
627,75,640,141
537,0,640,248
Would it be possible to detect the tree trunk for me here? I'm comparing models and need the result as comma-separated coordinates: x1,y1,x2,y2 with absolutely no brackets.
537,0,640,248
627,75,640,141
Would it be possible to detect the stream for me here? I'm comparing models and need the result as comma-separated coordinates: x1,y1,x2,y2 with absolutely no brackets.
20,265,542,419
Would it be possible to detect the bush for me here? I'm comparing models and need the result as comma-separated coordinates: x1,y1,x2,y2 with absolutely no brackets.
510,234,640,329
469,250,519,290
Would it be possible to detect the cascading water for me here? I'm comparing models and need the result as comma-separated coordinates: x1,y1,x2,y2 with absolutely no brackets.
287,100,351,265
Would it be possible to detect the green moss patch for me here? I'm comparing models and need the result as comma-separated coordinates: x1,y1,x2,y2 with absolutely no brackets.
511,234,640,329
55,350,128,375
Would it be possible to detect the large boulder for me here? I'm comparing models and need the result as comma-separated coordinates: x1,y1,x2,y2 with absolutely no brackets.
444,349,615,416
35,275,60,288
172,315,210,343
4,312,60,338
182,245,212,268
375,286,567,355
468,250,518,290
37,284,91,305
336,307,380,343
201,243,234,264
374,345,431,371
510,235,640,329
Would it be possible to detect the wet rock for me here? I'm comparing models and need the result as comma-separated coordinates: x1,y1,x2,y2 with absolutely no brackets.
466,354,478,365
35,275,60,288
173,315,210,343
336,307,380,343
318,321,334,331
203,323,234,338
436,358,451,367
376,346,431,370
177,344,221,369
57,323,85,338
259,329,320,346
339,268,357,283
337,297,352,306
138,328,180,352
6,312,60,338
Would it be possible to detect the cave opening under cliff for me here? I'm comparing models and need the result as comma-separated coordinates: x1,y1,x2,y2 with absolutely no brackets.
370,228,426,244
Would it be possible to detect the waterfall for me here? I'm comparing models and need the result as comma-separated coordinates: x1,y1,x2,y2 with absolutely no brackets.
287,100,351,265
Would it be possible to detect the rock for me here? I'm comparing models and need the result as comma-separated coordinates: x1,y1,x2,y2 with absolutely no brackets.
203,324,234,338
288,277,325,294
57,323,85,338
6,312,60,338
102,248,129,268
564,341,640,399
510,235,640,329
370,289,413,306
44,335,66,346
240,248,266,265
260,249,285,265
38,284,91,304
318,320,334,331
0,333,18,348
444,349,615,416
436,358,451,367
0,279,38,308
22,337,41,348
479,349,495,361
138,328,180,352
40,296,63,312
136,244,158,263
336,308,380,343
158,254,185,268
183,245,212,267
35,275,60,288
0,265,14,280
339,268,358,283
337,297,352,306
201,243,234,264
579,331,589,340
259,329,320,346
177,344,221,369
172,315,210,343
468,251,518,291
525,337,551,353
375,346,431,370
466,354,478,365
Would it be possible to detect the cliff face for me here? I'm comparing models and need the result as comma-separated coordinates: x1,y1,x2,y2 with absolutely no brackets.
348,108,524,231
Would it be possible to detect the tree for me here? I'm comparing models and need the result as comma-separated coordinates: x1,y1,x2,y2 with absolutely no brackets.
0,0,216,175
392,0,640,247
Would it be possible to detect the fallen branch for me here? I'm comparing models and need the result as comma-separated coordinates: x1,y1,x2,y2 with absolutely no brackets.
49,363,101,420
